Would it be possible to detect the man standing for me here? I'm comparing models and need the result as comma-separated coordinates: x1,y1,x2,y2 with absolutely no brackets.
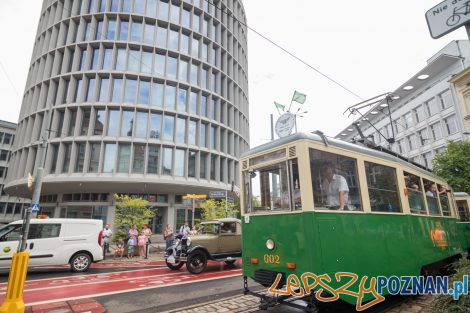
102,224,113,253
322,162,349,210
180,221,191,236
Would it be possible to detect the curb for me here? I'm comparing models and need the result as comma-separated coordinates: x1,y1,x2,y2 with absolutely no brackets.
25,299,106,313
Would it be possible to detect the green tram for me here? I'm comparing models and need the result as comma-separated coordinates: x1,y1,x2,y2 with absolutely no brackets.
240,132,468,310
455,192,470,254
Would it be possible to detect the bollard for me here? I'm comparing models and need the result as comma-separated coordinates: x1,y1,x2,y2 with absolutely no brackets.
0,251,30,313
145,241,149,259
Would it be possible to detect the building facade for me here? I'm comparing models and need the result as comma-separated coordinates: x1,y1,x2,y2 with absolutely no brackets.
337,40,470,169
5,0,250,233
0,120,31,223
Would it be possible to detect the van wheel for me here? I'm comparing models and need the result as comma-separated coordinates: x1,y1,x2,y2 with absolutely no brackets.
186,250,207,274
166,261,185,270
70,253,91,272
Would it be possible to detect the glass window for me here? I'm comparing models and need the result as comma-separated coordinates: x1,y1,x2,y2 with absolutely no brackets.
79,49,87,70
457,199,470,222
91,48,99,69
28,224,61,239
431,122,443,140
98,78,109,102
117,144,131,172
95,20,104,40
111,78,123,102
62,143,71,173
193,13,200,32
85,78,96,102
106,19,116,40
426,98,439,116
122,0,131,12
178,88,187,112
210,125,216,149
156,26,167,48
124,78,137,103
131,21,143,42
80,110,91,135
144,23,155,44
165,85,176,109
88,0,97,12
364,162,400,212
116,48,126,70
147,0,157,17
188,120,196,145
163,115,174,140
188,151,196,177
139,80,150,104
210,155,216,180
404,172,426,214
189,91,198,114
202,42,208,61
168,29,179,51
174,149,184,176
191,63,198,85
74,79,83,102
141,51,153,74
176,117,186,143
134,0,145,14
151,82,163,107
440,89,453,109
149,113,161,139
162,147,172,175
179,59,188,82
110,0,119,11
133,144,145,173
180,33,189,54
200,122,207,147
128,49,140,72
154,53,165,76
437,183,451,216
159,1,169,20
68,110,77,136
414,105,426,123
135,111,148,138
147,145,159,174
201,95,207,117
444,115,458,135
403,112,413,128
107,109,120,136
424,179,441,215
121,110,134,137
75,143,86,172
182,9,190,28
200,152,207,179
210,98,216,120
119,20,129,41
309,149,362,211
167,56,177,79
191,37,199,58
88,143,100,172
102,48,113,70
170,3,180,23
94,109,105,135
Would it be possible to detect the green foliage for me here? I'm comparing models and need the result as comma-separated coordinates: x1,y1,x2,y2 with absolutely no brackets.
199,199,239,221
432,258,470,312
113,194,155,241
432,141,470,194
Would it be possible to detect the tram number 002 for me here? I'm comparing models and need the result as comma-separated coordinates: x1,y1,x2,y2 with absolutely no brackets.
263,254,280,264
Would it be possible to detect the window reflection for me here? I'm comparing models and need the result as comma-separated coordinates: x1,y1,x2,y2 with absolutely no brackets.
163,115,174,140
156,26,167,48
188,120,196,145
88,143,100,172
200,152,207,179
94,109,105,135
165,85,176,109
147,145,159,174
162,147,172,175
176,118,186,143
188,151,196,177
124,79,137,103
178,89,187,112
118,144,131,172
116,48,126,70
189,91,197,114
179,59,188,82
98,78,109,102
151,82,163,107
107,110,120,136
111,78,123,102
154,54,165,76
62,143,71,173
174,149,184,176
149,113,161,139
75,143,86,172
135,111,148,138
167,56,177,79
139,80,150,104
103,143,116,173
121,110,134,137
131,21,142,42
133,144,145,173
119,20,129,40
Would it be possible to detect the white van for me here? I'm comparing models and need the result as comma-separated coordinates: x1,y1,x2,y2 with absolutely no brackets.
0,218,104,272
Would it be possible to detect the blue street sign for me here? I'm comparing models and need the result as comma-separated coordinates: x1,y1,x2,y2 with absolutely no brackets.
31,203,40,212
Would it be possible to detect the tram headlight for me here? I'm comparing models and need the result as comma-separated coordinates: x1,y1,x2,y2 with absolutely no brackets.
266,239,275,250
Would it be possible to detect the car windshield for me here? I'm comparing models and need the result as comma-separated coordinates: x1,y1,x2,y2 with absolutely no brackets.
200,223,220,234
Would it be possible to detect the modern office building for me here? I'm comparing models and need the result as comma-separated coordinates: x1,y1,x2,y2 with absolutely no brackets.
337,40,470,169
0,120,31,223
4,0,250,233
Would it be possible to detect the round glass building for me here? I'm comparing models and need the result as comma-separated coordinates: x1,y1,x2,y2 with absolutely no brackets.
5,0,249,231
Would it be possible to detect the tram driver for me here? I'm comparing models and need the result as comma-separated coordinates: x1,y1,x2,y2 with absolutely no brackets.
322,162,349,210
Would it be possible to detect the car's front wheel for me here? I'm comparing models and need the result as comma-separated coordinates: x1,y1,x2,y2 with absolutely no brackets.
70,253,91,272
166,261,185,270
186,250,207,274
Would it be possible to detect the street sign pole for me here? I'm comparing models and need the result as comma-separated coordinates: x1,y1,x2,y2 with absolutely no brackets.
225,191,228,217
192,194,195,227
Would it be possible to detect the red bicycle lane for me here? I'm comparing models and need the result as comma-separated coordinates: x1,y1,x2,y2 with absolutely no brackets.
0,265,242,305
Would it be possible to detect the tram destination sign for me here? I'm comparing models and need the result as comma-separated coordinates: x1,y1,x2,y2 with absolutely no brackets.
426,0,470,39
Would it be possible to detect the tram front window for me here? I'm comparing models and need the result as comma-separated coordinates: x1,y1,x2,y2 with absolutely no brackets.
244,159,301,213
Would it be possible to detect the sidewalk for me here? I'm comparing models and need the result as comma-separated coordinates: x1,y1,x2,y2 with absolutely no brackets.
25,299,105,313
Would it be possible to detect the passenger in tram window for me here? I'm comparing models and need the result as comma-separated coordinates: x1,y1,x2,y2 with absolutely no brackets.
426,183,437,197
322,162,349,210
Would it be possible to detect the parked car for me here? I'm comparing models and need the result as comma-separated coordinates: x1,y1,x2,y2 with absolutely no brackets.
165,218,242,274
0,218,104,272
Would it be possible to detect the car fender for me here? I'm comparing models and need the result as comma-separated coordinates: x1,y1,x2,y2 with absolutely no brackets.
187,245,212,260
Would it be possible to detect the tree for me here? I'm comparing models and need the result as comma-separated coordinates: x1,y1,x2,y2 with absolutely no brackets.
432,141,470,194
199,199,239,221
113,194,156,240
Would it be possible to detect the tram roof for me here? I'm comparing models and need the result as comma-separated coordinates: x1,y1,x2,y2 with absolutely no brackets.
242,132,444,182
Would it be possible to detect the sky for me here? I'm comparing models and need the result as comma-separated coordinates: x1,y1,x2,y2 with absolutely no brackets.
0,0,468,148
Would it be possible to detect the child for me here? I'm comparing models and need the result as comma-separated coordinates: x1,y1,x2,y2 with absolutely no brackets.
114,238,124,259
127,235,135,258
138,231,147,258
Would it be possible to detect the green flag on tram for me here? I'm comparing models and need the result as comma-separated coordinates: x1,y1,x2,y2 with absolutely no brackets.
292,90,307,104
274,101,285,111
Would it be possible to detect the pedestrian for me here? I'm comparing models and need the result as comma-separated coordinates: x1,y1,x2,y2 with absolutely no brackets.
179,221,191,236
102,224,113,254
138,231,147,259
114,238,124,259
164,224,174,249
127,235,135,258
143,224,152,256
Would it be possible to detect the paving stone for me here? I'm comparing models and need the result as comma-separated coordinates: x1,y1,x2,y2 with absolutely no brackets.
32,301,70,312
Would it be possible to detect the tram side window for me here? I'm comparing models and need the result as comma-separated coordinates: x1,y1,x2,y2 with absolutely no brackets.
456,200,470,221
437,183,451,216
309,149,362,211
423,179,441,215
365,162,401,213
404,172,426,214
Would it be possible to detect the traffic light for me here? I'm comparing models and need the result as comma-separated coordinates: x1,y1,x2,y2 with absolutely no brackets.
27,173,34,190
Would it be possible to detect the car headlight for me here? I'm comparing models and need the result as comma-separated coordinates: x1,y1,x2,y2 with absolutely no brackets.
266,239,275,250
